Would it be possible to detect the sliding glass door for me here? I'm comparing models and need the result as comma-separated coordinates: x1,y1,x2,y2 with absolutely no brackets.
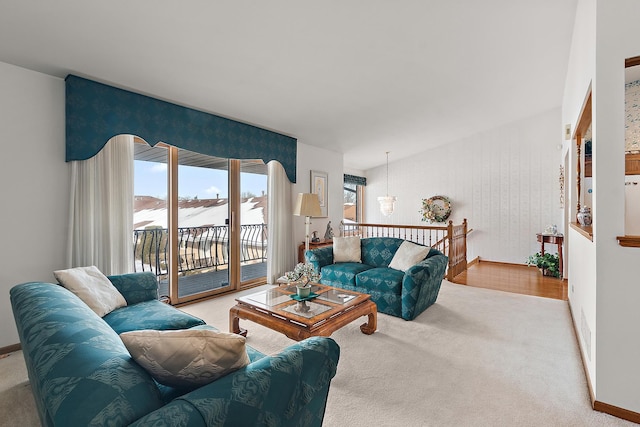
133,140,267,304
176,152,231,299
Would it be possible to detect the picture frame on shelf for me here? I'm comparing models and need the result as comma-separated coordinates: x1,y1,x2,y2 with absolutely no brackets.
311,170,328,217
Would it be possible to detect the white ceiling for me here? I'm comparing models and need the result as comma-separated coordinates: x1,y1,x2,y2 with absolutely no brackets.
0,1,578,171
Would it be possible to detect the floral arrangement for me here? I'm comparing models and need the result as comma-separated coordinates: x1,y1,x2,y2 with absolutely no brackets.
420,195,452,223
284,263,320,287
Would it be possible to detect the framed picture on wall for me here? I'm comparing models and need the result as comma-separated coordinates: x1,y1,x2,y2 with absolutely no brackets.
311,170,328,217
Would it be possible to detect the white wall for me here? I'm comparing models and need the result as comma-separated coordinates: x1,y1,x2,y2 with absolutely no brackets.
0,62,67,349
563,0,598,393
344,167,365,177
364,108,563,265
564,0,640,414
591,0,640,412
292,141,344,263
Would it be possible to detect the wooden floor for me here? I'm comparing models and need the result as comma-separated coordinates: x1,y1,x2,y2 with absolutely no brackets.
452,260,568,301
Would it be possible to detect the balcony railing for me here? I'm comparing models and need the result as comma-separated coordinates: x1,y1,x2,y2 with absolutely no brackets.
133,224,267,279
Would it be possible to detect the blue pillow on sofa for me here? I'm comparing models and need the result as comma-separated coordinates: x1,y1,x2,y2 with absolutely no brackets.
103,300,205,334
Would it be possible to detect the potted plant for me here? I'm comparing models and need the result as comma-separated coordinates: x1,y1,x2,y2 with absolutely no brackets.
285,263,320,298
526,252,561,278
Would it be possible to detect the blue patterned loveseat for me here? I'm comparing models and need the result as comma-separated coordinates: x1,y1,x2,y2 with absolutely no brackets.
10,272,340,427
306,237,448,320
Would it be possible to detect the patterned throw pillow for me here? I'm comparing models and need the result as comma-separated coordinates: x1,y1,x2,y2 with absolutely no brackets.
333,236,362,263
120,328,250,389
388,241,430,272
54,265,127,317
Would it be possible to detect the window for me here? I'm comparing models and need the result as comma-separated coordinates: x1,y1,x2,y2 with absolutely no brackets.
343,174,366,224
343,182,359,222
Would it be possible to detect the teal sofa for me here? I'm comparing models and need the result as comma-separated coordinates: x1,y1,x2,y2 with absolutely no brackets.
10,272,340,427
306,237,448,320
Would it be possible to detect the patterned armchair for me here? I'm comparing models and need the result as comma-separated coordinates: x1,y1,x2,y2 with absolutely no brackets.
10,273,339,426
306,237,448,320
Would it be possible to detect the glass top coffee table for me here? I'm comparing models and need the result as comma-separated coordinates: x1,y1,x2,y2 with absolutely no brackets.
229,283,377,341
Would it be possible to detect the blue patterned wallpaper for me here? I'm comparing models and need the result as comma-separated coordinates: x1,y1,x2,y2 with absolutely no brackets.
65,75,298,182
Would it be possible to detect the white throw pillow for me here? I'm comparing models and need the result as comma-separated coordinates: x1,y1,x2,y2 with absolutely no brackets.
388,241,431,272
333,236,362,263
120,328,250,389
54,265,127,317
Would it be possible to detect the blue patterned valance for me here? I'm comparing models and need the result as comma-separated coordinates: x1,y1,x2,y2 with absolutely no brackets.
65,75,298,182
344,174,367,186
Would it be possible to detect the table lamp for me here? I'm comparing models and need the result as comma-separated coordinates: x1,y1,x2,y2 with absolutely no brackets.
293,193,322,256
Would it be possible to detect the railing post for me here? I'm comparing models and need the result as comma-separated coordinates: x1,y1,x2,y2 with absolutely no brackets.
214,226,219,271
444,220,453,281
262,223,267,262
462,217,468,272
155,228,161,276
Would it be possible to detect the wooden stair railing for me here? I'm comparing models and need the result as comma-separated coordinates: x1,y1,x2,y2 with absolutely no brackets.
446,219,468,281
341,219,469,281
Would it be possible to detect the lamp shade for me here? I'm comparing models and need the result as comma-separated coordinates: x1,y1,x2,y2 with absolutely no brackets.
293,193,322,217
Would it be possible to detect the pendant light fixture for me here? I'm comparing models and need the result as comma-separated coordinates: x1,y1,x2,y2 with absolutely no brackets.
377,151,397,216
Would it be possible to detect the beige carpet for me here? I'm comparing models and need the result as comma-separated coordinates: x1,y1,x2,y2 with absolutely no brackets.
1,281,635,426
0,351,38,426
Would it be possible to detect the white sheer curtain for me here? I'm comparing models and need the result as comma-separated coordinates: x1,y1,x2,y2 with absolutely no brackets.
66,135,134,275
266,160,294,283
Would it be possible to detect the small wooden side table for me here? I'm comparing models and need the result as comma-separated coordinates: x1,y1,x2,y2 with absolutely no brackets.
298,239,333,263
536,233,564,278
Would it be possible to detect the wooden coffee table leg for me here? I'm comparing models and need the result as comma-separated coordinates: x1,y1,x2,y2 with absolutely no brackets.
229,306,247,337
359,301,377,335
